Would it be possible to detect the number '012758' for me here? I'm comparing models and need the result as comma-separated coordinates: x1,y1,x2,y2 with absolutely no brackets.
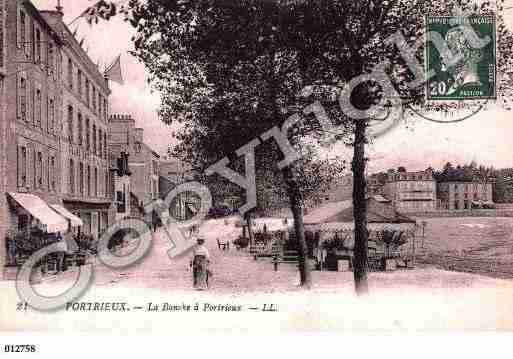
4,345,36,353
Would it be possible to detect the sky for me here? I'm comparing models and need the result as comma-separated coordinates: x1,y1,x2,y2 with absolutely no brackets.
34,0,513,173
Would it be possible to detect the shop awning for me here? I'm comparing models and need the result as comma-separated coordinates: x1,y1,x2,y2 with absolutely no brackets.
50,205,83,227
8,193,68,233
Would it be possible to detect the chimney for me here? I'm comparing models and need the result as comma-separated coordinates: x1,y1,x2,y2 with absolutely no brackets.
56,0,64,16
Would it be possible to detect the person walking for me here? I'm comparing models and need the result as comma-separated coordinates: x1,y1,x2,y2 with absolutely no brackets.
190,238,210,290
55,232,66,272
6,230,17,266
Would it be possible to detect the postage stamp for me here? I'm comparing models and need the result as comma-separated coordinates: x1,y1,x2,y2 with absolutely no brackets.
425,15,496,100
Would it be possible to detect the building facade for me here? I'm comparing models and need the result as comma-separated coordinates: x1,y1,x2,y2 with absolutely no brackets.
159,157,200,221
108,114,160,220
383,169,437,213
41,7,113,239
437,181,493,210
0,0,67,275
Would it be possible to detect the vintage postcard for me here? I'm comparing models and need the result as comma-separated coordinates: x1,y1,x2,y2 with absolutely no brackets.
2,0,513,347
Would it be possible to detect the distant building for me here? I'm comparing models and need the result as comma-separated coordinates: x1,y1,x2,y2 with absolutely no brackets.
321,175,353,203
159,157,200,221
108,114,160,220
320,173,386,204
383,168,437,213
437,181,493,210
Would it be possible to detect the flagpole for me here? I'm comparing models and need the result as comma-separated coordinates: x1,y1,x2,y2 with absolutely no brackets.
67,10,88,27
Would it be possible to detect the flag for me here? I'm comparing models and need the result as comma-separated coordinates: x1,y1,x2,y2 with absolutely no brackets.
105,55,124,85
67,1,118,27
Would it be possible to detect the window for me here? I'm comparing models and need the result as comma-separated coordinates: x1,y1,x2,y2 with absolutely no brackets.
67,105,73,142
48,98,55,132
37,152,42,187
18,10,26,50
92,87,96,112
92,124,96,154
18,215,29,232
103,98,107,120
77,69,82,97
98,129,102,157
49,156,55,191
18,146,27,187
69,159,75,194
86,79,90,107
77,113,83,146
79,162,84,195
116,191,125,213
86,118,90,149
67,58,73,88
103,132,107,159
94,167,98,197
35,88,41,127
30,83,34,124
31,150,36,187
105,170,109,198
87,165,91,197
19,76,27,121
35,28,41,64
0,0,5,68
47,42,54,75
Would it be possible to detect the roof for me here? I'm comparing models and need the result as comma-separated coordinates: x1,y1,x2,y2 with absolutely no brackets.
372,195,391,203
23,4,64,46
305,222,415,233
367,210,416,224
303,200,352,225
303,198,415,225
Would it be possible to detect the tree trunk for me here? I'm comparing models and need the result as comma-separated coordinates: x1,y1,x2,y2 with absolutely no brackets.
245,212,254,247
283,165,312,289
352,120,369,296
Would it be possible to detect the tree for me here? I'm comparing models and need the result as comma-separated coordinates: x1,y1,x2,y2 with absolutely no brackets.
90,0,513,295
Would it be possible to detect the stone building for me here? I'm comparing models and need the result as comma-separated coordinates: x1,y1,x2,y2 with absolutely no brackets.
0,0,70,276
0,0,89,274
108,114,160,220
437,181,494,210
383,168,437,213
41,6,113,239
159,157,200,221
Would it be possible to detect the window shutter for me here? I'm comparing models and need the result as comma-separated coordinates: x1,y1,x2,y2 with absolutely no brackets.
26,147,31,189
30,20,34,59
17,146,21,187
26,80,31,123
16,73,20,118
16,8,19,49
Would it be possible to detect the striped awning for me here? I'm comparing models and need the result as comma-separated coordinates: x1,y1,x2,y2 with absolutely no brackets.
8,193,68,233
50,205,83,227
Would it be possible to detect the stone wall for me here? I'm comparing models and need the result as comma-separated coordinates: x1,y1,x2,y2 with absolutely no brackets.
405,209,513,218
